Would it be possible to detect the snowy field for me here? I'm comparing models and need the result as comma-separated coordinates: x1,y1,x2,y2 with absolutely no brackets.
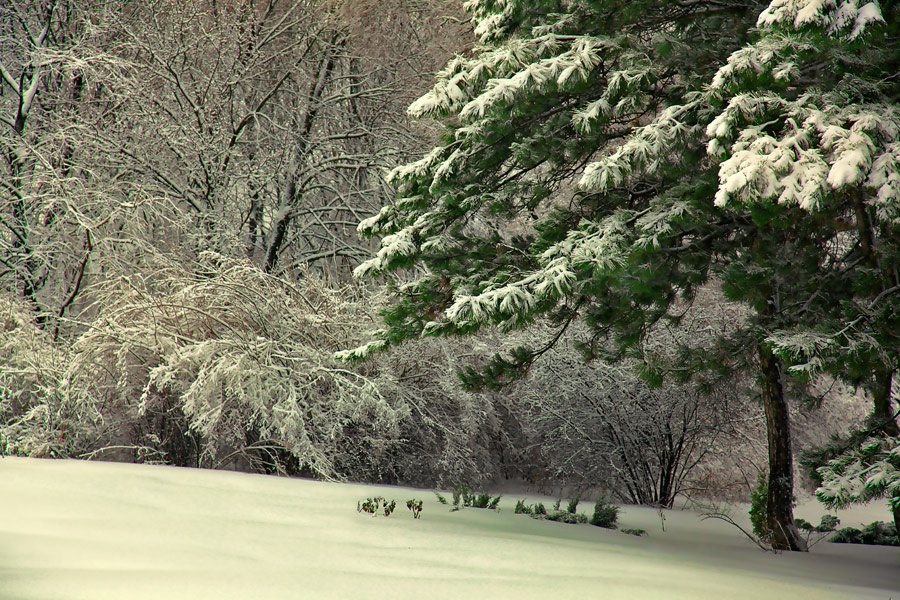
0,457,897,599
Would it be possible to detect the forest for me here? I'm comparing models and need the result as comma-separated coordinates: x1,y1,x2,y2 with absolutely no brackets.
2,0,899,559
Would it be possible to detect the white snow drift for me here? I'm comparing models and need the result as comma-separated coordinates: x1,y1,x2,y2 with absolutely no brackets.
0,457,897,599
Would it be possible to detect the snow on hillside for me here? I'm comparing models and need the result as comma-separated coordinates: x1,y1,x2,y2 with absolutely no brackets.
0,457,897,599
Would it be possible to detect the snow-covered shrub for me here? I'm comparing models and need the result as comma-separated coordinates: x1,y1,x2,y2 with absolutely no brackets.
543,510,588,524
65,251,404,478
435,484,502,510
0,294,99,457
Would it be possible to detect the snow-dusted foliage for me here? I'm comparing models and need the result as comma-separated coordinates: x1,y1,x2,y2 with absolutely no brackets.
347,0,755,373
0,294,99,457
584,41,899,227
576,0,899,524
704,92,900,217
758,0,883,39
817,436,900,512
65,251,404,478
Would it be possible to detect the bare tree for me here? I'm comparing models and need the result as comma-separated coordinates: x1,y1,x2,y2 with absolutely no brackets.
0,0,145,340
517,344,734,507
85,0,467,279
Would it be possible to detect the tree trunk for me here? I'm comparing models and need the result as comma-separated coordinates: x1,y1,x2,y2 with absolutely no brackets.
871,368,899,436
892,501,900,559
853,193,900,437
758,341,808,551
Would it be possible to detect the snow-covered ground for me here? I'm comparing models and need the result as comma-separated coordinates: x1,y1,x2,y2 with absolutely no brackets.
0,457,897,599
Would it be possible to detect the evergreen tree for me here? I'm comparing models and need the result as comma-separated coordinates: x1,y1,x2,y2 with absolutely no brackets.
700,0,900,542
343,0,763,370
581,0,899,549
344,0,898,552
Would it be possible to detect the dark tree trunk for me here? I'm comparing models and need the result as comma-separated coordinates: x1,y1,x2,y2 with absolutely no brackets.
892,503,900,554
853,194,900,437
870,368,899,436
758,341,808,552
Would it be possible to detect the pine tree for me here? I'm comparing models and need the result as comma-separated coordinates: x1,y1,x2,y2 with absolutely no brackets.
697,0,900,543
344,0,899,552
580,0,900,550
341,0,763,367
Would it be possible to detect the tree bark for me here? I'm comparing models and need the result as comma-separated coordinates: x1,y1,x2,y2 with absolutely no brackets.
870,368,900,436
758,341,808,551
853,192,900,437
892,502,900,556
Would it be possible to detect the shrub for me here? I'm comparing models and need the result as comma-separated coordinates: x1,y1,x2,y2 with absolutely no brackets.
358,497,386,516
545,510,588,524
439,484,502,511
794,518,814,532
514,497,588,524
621,528,647,537
748,471,770,542
513,497,629,531
516,330,740,508
0,294,100,459
66,252,403,476
831,521,899,547
590,499,619,529
816,514,840,532
358,497,404,517
406,499,423,519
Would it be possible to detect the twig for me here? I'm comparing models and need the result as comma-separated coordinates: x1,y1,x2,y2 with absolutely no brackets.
700,510,775,553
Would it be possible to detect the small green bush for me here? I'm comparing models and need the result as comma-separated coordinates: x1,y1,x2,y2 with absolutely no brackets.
748,471,770,543
831,521,899,546
590,499,619,529
816,514,839,533
511,497,629,533
452,485,464,507
545,510,588,524
621,528,647,537
469,492,492,508
438,484,502,511
795,517,814,532
406,499,423,519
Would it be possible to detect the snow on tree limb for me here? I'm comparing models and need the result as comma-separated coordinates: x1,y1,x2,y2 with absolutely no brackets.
758,0,884,39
